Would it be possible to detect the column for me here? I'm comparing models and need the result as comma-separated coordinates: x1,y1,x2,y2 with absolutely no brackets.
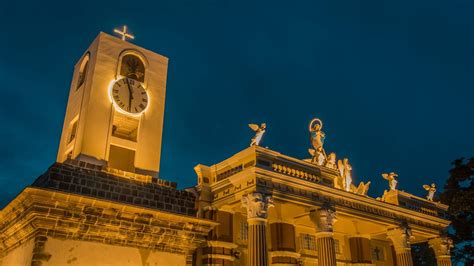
428,237,453,266
387,226,414,266
309,204,337,266
241,192,274,266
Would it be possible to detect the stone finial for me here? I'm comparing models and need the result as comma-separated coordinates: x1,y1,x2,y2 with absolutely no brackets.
241,192,274,219
310,203,337,233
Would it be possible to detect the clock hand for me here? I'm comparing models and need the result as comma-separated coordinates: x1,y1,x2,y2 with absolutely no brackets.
126,78,134,111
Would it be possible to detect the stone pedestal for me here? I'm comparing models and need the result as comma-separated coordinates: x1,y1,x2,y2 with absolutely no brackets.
310,204,337,266
387,227,414,266
241,192,274,266
429,237,453,266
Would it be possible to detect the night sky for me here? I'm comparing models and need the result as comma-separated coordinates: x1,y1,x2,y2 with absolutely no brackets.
1,0,473,208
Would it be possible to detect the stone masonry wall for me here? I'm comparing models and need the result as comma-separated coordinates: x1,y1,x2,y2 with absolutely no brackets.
32,160,196,216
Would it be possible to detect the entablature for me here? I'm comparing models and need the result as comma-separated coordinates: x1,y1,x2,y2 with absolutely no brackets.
195,146,450,241
0,187,217,256
204,168,449,234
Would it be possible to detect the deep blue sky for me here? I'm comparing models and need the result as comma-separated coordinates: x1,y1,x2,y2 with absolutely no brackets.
1,0,473,207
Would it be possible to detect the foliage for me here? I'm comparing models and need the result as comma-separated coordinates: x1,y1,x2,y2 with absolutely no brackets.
440,158,474,265
411,242,436,266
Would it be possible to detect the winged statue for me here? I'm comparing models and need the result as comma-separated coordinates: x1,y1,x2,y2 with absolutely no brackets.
382,172,398,191
337,158,353,192
350,181,371,196
423,183,436,201
248,123,266,146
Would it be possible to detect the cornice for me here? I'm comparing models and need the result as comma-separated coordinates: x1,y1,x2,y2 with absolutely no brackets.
257,169,450,226
0,187,217,256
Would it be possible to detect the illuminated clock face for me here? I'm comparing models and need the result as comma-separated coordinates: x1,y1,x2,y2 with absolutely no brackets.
111,78,148,115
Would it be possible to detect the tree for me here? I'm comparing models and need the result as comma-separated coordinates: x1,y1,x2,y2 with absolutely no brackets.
411,242,436,266
440,158,474,265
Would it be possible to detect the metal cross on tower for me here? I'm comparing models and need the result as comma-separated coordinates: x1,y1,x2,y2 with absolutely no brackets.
114,25,135,41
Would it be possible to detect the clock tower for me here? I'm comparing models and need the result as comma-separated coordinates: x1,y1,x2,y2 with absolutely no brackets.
57,30,168,177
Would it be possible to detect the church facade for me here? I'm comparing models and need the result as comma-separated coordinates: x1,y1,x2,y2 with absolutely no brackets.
0,31,452,266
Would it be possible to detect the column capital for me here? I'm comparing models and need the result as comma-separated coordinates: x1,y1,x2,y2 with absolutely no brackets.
310,204,337,233
241,192,274,220
428,237,453,257
387,226,414,251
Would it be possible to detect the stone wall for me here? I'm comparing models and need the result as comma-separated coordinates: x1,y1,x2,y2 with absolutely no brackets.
44,238,186,266
32,160,196,216
0,238,34,266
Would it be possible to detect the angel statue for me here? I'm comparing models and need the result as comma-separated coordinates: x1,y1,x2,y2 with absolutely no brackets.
337,158,353,192
350,181,371,196
382,172,398,191
423,183,436,201
325,152,337,169
248,123,266,146
308,118,327,165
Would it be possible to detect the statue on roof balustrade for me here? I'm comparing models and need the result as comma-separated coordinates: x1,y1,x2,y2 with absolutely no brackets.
248,123,266,146
325,152,337,169
351,181,371,196
423,183,437,201
338,158,353,192
382,172,398,190
308,118,327,166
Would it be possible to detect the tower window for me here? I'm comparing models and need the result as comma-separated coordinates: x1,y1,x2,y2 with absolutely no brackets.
68,119,78,144
120,54,145,82
112,112,139,142
76,54,90,89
